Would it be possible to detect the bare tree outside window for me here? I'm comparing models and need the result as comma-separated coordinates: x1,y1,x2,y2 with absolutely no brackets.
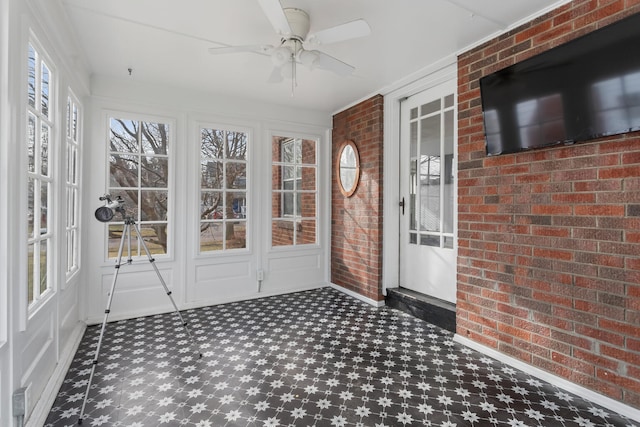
199,127,248,252
26,42,54,307
107,118,170,257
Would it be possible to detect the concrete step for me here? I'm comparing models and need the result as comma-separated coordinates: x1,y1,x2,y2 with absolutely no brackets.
385,287,456,333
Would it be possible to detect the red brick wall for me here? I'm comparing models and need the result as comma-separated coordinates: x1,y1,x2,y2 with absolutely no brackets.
458,2,640,408
331,95,384,301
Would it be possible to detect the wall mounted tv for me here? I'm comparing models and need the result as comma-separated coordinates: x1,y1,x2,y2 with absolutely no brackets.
480,12,640,156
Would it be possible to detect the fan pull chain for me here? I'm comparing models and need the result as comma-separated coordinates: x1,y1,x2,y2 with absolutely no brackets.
291,52,296,97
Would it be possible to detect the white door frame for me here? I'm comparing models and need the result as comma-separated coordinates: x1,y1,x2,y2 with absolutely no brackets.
382,58,457,296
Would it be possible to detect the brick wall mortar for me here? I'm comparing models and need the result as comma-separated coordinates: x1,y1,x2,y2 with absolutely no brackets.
458,2,640,408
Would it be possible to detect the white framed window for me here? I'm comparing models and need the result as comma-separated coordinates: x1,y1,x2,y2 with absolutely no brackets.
198,126,248,253
65,93,81,279
26,40,55,308
106,117,171,258
408,94,456,249
280,138,302,217
271,135,317,247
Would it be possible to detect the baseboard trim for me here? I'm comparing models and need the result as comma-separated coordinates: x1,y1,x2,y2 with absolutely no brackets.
329,283,385,307
454,334,640,423
26,322,86,427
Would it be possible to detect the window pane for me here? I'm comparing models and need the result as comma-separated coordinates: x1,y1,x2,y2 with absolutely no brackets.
444,94,454,108
444,236,455,249
140,190,168,221
141,156,168,188
70,146,78,184
27,179,35,239
200,222,223,252
281,140,295,163
300,166,316,190
40,182,48,233
230,191,247,218
139,224,167,255
110,118,139,153
420,156,440,232
409,160,417,232
421,99,440,116
73,104,78,141
39,241,48,293
283,165,295,181
201,128,224,160
201,191,222,219
67,230,75,271
272,220,294,247
226,162,246,189
202,161,223,189
283,193,294,216
68,187,76,228
226,221,246,249
420,234,440,247
141,122,169,155
28,243,35,304
28,45,36,108
410,121,417,158
226,131,247,160
41,123,49,176
41,62,50,118
301,139,316,164
300,192,316,218
299,219,316,244
107,224,125,258
110,154,139,188
28,114,36,172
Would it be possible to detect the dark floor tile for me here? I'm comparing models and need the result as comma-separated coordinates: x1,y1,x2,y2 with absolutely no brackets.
45,287,638,427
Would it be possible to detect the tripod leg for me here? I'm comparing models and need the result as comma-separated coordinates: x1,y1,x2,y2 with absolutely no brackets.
78,224,129,424
134,223,203,358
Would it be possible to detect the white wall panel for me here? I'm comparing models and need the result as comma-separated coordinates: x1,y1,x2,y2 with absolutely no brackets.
20,311,55,416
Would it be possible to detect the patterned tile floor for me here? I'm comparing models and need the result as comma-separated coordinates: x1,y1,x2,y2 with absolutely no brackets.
45,287,638,427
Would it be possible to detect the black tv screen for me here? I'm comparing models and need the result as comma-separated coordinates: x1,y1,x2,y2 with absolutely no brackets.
480,12,640,156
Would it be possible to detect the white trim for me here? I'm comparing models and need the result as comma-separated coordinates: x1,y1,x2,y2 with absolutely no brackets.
382,61,458,297
329,283,385,308
453,0,573,60
454,334,640,423
25,322,85,427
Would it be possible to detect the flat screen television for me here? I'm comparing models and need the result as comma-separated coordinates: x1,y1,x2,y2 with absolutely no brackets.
480,12,640,156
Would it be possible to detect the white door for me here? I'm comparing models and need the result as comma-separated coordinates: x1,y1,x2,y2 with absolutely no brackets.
399,82,457,303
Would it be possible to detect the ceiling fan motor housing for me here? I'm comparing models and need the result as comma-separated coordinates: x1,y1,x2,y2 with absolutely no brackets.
283,8,310,39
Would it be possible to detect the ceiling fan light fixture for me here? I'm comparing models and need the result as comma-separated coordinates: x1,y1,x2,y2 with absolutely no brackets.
271,46,291,67
298,49,319,69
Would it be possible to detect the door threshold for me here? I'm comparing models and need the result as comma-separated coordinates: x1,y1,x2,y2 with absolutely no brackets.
385,287,456,332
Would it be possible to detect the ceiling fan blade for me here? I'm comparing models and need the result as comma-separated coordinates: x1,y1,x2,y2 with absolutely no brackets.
267,66,284,83
314,51,355,76
208,45,273,55
257,0,291,36
307,19,370,45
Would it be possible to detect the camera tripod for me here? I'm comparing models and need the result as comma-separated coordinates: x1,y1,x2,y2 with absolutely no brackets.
78,216,203,424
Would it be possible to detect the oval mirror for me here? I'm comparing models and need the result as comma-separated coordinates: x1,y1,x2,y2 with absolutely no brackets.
337,140,360,197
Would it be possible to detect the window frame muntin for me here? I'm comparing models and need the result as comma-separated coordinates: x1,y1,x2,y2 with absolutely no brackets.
104,112,175,261
26,36,57,312
197,124,250,255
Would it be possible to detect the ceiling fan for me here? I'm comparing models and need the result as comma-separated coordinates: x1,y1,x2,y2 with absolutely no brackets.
208,0,370,88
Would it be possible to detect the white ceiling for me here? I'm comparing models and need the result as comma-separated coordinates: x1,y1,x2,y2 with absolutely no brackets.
60,0,566,113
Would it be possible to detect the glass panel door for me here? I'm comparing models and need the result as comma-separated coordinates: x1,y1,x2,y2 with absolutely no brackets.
400,82,457,303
